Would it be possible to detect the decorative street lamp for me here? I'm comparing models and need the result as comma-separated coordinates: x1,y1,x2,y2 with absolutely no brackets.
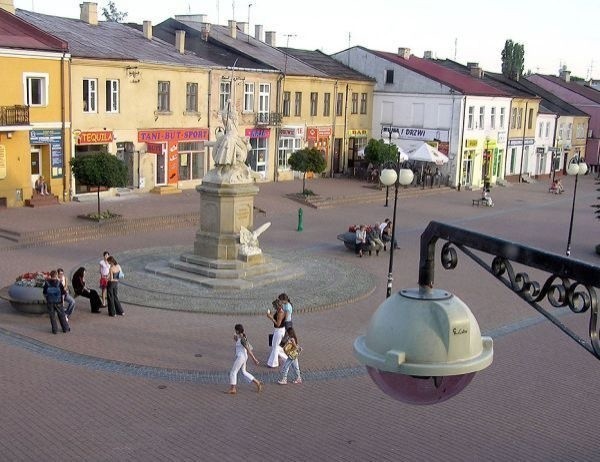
380,162,414,298
565,155,588,256
381,126,400,207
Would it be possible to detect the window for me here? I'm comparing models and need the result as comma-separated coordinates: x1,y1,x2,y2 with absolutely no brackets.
310,92,318,116
527,108,534,129
511,108,517,129
294,92,302,117
219,81,231,110
249,138,268,173
351,92,358,114
576,123,585,138
538,121,543,138
185,82,198,112
490,107,496,129
244,82,255,112
467,106,474,129
323,92,331,117
360,93,367,115
566,123,572,140
385,69,394,84
283,91,291,117
178,141,204,180
24,73,48,106
106,79,119,112
479,107,485,129
500,108,506,128
83,78,97,113
517,108,523,129
157,81,170,112
558,123,563,139
545,122,550,137
336,93,343,116
278,137,302,169
258,83,270,118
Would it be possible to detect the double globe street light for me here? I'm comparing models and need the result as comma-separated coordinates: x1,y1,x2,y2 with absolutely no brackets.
565,156,588,257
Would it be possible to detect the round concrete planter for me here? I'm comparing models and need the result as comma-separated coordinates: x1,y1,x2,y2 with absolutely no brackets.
6,284,47,315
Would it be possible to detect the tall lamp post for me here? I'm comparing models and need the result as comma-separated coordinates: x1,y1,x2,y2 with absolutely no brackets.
382,126,400,207
565,155,588,256
380,159,414,298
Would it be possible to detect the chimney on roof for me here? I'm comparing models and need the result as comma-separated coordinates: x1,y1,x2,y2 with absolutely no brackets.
237,21,248,34
467,62,484,78
143,20,152,40
201,22,211,41
175,14,207,23
397,47,411,60
0,0,15,14
228,19,237,39
255,24,264,41
175,30,185,54
265,31,276,47
423,50,433,59
559,68,571,82
80,2,98,26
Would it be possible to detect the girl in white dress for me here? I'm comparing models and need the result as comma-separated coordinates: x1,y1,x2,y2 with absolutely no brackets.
225,324,262,394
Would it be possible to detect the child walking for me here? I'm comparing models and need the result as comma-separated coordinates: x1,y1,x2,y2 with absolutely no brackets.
225,324,263,394
278,327,302,385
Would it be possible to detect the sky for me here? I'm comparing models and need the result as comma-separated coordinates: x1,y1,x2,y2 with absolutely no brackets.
13,0,600,80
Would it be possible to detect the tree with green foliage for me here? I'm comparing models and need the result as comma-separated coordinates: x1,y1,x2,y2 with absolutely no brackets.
102,1,128,22
70,153,127,216
364,138,400,171
501,39,525,81
288,147,327,194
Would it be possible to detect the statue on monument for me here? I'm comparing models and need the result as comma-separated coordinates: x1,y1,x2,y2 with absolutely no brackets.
204,101,261,184
239,222,271,257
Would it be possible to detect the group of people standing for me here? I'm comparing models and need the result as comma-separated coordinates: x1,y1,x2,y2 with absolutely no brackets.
226,293,302,394
42,251,125,334
354,218,398,257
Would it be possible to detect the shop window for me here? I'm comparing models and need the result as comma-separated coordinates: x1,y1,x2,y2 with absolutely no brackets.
157,81,170,112
249,138,267,172
278,137,301,169
178,142,204,180
106,79,119,113
186,82,198,112
24,73,48,106
83,78,97,113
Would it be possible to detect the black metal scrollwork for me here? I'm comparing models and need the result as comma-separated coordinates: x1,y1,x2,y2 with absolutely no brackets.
418,221,600,360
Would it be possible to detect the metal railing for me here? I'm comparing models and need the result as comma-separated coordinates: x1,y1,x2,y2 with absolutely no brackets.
255,112,282,126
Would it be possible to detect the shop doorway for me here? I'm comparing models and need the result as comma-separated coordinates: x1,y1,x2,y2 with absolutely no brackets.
30,148,42,190
156,151,166,185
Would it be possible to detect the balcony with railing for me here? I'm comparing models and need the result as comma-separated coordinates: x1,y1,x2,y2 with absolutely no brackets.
255,112,282,126
0,105,30,126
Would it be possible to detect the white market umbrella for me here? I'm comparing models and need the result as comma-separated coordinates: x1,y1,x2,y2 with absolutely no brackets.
405,142,449,165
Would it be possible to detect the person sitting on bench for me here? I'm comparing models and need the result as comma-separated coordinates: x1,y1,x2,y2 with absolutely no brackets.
482,188,493,207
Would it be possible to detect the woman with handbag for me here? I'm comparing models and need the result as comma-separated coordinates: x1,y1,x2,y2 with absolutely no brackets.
278,327,302,385
266,299,287,368
225,324,262,394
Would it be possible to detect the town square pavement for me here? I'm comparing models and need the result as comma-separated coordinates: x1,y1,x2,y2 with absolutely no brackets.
0,174,599,461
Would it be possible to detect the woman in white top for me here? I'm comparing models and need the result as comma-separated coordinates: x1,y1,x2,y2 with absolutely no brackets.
266,299,288,368
225,324,262,394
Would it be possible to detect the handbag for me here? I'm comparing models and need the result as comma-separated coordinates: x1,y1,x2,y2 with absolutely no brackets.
283,341,300,360
117,270,125,279
241,336,253,352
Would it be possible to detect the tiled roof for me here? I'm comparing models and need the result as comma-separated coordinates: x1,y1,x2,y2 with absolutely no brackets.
0,8,67,52
153,18,274,70
369,48,509,97
280,48,374,81
511,77,588,117
176,19,328,77
530,74,600,105
15,9,215,68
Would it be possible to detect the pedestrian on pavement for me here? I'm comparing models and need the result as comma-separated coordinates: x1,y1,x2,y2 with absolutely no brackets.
266,299,287,368
278,293,293,329
57,268,76,320
71,266,103,313
43,270,70,334
225,324,262,394
355,224,367,257
278,327,302,385
99,251,110,307
106,256,124,317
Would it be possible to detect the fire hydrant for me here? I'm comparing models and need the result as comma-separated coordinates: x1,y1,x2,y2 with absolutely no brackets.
297,208,303,232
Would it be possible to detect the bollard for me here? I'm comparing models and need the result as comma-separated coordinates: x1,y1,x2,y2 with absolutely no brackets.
297,207,303,232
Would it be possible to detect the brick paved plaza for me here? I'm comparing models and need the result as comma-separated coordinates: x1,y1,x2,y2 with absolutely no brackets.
1,176,599,461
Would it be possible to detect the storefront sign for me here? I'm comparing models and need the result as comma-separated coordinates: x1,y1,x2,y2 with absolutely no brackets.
465,139,478,148
137,128,209,143
307,127,332,140
77,131,114,145
348,129,368,137
245,128,271,138
29,129,63,178
146,143,163,154
497,132,507,144
508,138,535,147
280,127,304,138
387,126,449,142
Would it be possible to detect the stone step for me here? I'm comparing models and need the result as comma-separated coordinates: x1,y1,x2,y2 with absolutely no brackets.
25,193,60,207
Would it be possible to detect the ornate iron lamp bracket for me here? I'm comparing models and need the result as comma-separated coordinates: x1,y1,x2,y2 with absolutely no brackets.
418,221,600,359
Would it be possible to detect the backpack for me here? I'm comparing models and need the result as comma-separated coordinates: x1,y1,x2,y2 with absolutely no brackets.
45,283,62,304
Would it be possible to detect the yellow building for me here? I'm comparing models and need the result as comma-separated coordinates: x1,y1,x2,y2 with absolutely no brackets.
505,96,541,181
0,6,70,207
